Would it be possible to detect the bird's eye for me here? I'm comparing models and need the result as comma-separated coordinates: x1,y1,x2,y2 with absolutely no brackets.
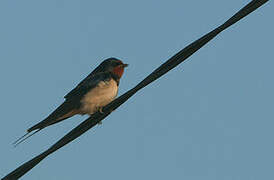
114,61,122,66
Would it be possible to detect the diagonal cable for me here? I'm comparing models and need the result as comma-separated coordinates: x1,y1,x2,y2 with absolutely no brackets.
2,0,269,179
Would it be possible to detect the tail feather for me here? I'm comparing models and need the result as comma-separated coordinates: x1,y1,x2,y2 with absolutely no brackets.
28,101,79,132
12,101,80,147
12,132,31,146
13,129,42,147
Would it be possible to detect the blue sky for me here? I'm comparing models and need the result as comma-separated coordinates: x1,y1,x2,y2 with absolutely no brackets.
0,0,273,180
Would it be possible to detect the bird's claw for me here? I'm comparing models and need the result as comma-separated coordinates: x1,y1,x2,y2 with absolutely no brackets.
97,107,104,125
96,107,115,125
99,107,104,114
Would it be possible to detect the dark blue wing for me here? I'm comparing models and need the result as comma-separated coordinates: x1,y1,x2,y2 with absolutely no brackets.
64,72,111,102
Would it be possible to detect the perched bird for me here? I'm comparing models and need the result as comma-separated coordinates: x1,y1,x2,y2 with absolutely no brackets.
13,57,128,146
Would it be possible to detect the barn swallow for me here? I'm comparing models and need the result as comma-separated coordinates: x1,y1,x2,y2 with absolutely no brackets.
13,57,128,146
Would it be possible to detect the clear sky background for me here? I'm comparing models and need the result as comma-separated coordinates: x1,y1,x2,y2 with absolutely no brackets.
0,1,273,180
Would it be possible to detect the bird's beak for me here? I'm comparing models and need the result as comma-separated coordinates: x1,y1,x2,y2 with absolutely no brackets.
122,64,129,68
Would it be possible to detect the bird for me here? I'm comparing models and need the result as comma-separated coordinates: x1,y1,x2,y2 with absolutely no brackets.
13,57,128,146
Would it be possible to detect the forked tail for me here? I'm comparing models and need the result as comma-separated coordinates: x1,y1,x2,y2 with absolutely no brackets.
12,129,42,147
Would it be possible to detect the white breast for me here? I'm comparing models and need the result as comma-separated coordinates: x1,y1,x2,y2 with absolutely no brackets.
80,79,118,115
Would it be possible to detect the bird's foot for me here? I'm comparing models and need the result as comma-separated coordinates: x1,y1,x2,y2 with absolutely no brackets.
97,107,104,125
97,106,116,116
98,107,104,114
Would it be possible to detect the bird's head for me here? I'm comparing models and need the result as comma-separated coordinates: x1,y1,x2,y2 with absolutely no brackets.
94,58,128,78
